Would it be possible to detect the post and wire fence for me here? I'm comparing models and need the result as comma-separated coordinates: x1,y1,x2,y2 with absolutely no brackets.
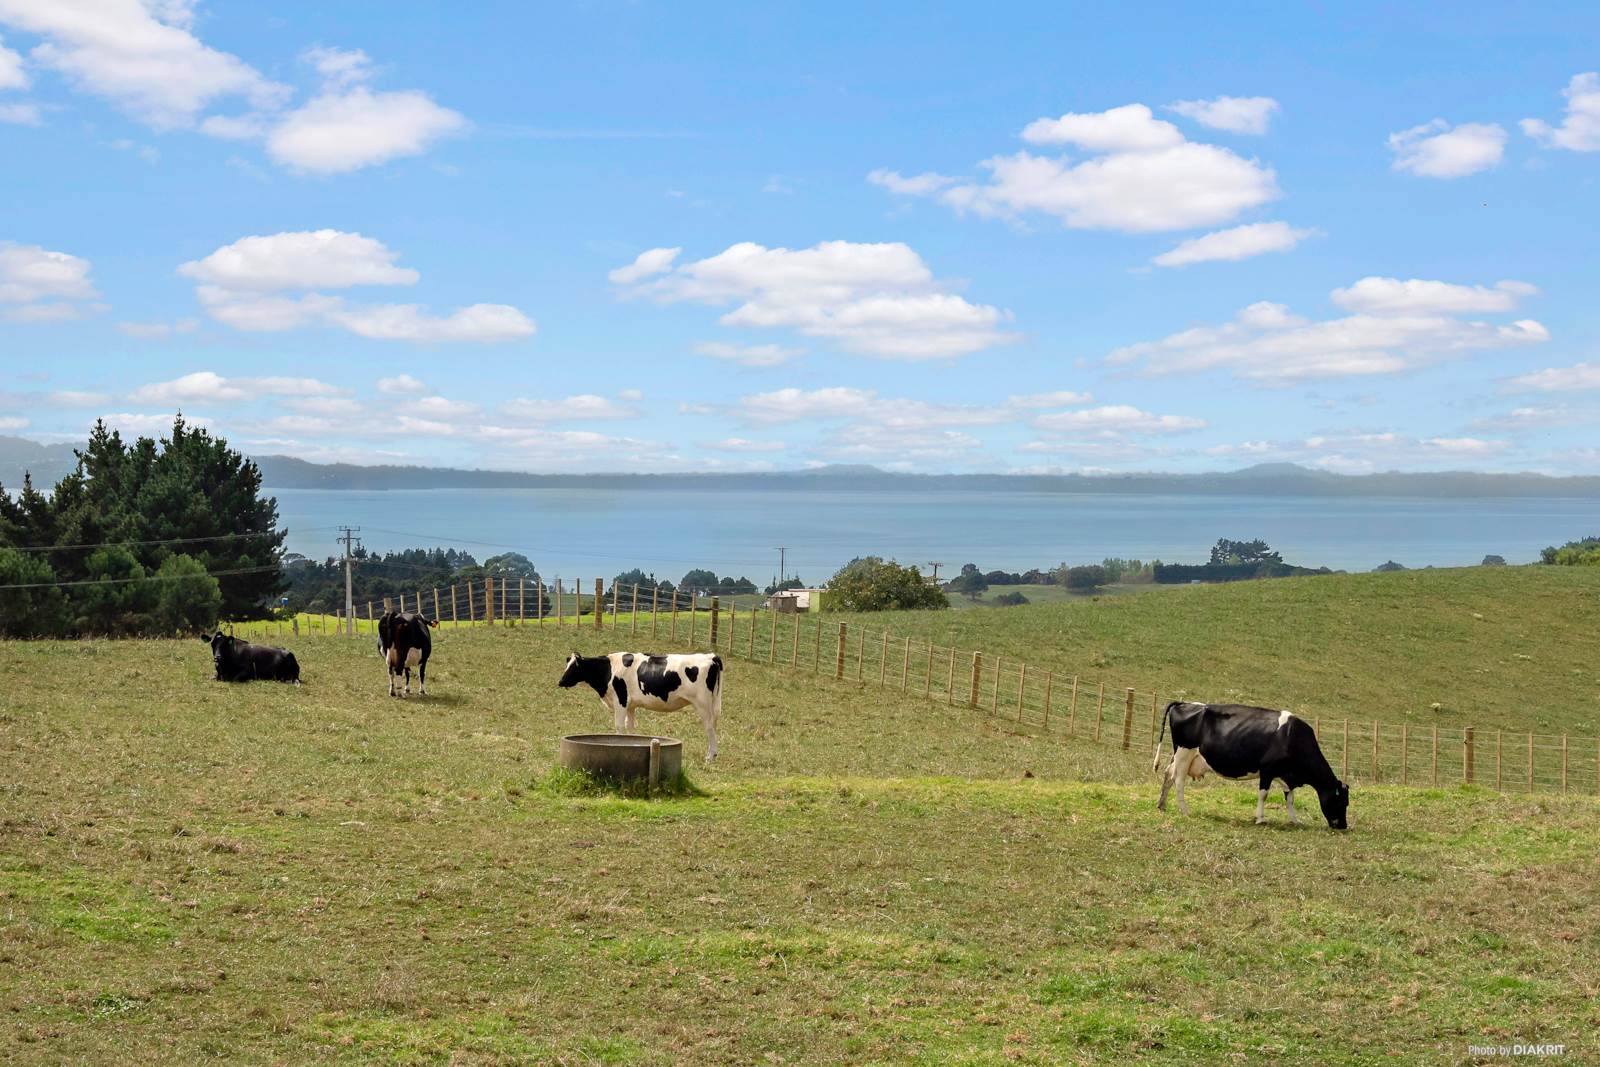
229,578,1600,799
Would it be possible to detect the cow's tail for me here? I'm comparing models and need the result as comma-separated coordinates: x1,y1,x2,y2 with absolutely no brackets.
1152,700,1180,773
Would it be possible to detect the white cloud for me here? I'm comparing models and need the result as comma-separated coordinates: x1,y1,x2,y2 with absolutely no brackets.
302,45,373,89
608,247,680,285
816,424,985,464
1021,103,1183,152
0,415,28,430
130,371,345,405
705,437,787,453
182,230,535,343
1152,221,1316,267
0,0,286,129
48,390,108,406
1032,404,1205,434
116,317,198,339
1110,280,1549,382
413,395,478,419
0,239,98,322
377,374,428,394
615,240,1015,359
1205,431,1509,473
692,341,804,367
0,32,25,90
1521,72,1600,152
1330,277,1536,315
1388,120,1506,178
736,387,877,424
99,411,210,434
0,101,40,125
179,230,420,290
729,387,1096,451
866,168,956,196
266,85,466,174
498,394,638,421
1503,361,1600,393
877,102,1279,233
1167,96,1279,135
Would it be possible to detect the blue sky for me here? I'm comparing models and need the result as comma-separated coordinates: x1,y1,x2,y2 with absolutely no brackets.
1,1,1597,474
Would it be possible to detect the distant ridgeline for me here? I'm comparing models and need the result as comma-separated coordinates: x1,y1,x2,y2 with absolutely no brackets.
248,455,1600,497
1152,561,1334,583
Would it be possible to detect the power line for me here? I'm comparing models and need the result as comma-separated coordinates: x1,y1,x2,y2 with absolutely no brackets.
3,528,334,554
0,564,283,591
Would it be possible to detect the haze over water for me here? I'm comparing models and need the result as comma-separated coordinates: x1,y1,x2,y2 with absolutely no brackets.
271,487,1600,583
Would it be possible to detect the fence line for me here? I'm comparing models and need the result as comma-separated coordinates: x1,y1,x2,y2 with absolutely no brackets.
229,580,1600,798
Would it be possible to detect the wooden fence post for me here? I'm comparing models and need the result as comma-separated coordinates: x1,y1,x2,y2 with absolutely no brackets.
554,579,562,625
1464,727,1475,784
835,623,847,680
536,581,544,626
1122,688,1135,750
594,578,604,631
689,595,697,644
519,579,525,622
383,596,392,613
767,607,776,663
901,638,911,690
451,585,458,625
672,592,680,642
926,644,935,699
433,587,441,621
710,597,720,648
650,585,659,639
749,605,757,657
968,652,982,707
790,613,800,665
1068,676,1079,736
1093,682,1105,741
990,655,1001,711
1043,673,1053,729
631,584,640,636
945,648,955,703
879,632,888,683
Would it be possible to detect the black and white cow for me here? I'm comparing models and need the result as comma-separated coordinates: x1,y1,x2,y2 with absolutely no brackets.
558,651,724,761
1154,701,1350,828
205,631,301,684
376,611,436,697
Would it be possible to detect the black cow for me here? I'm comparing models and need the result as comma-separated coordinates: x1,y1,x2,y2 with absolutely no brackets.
1154,701,1349,828
377,611,436,697
205,631,301,684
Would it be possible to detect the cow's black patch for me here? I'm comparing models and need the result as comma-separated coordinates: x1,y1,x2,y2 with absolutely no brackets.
685,665,698,683
622,653,634,668
559,654,612,698
706,655,721,693
637,656,682,701
612,676,628,707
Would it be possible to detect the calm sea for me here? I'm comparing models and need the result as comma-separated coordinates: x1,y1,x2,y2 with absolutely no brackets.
268,487,1600,583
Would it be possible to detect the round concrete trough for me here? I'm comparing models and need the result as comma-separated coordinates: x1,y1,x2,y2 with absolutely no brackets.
559,733,683,784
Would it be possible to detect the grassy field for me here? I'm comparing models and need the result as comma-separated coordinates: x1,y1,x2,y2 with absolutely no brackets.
2,599,1598,1064
944,582,1157,610
827,565,1600,738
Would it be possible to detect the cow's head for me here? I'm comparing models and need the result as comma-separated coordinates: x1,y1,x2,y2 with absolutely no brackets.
376,612,395,656
1318,781,1350,830
557,652,583,688
206,631,232,659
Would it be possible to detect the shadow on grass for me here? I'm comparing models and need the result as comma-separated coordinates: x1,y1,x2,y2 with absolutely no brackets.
528,765,708,801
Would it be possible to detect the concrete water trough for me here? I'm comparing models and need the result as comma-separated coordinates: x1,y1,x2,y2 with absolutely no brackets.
559,733,683,785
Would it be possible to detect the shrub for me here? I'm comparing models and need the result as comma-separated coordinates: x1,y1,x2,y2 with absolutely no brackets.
153,553,222,635
826,557,948,612
993,591,1030,606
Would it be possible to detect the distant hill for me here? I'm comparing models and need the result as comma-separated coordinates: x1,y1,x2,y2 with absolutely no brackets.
0,435,79,489
250,454,1600,498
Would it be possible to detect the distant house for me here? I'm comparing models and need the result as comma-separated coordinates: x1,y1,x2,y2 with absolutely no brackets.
768,588,826,613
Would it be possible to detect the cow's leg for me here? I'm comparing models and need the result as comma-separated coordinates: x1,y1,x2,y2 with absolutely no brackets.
1157,753,1175,810
418,658,427,696
1256,774,1273,824
387,663,397,697
625,709,638,731
1284,788,1300,825
610,698,626,732
404,665,412,696
1170,747,1199,815
700,696,719,763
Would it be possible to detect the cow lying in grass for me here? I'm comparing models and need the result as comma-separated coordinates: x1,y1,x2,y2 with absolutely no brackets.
1155,701,1349,829
205,631,301,684
558,651,723,761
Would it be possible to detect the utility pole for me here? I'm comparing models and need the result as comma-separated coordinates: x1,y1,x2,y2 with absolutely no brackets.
338,526,361,636
774,546,787,588
928,561,944,584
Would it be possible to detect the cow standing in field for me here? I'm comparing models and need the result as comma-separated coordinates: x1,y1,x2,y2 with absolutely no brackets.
205,631,301,684
377,611,436,697
1154,701,1350,829
558,651,724,761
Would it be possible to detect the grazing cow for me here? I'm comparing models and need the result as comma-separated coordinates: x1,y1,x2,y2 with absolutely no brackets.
376,611,436,697
557,651,723,761
205,631,301,684
1154,701,1349,828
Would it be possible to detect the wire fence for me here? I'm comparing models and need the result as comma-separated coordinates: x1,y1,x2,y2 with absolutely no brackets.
228,578,1600,798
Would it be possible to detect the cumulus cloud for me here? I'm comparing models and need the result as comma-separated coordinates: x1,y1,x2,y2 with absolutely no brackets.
266,74,466,174
608,247,680,285
1032,404,1205,434
692,341,803,367
179,230,420,290
377,374,428,394
614,240,1015,359
0,34,26,90
182,230,535,343
1388,120,1506,178
498,394,639,421
1502,362,1600,393
99,411,211,435
1110,278,1549,383
1152,221,1316,267
1166,96,1279,135
873,101,1279,233
1330,277,1537,315
130,371,345,405
0,239,98,322
1521,72,1600,152
0,0,287,128
0,415,28,430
